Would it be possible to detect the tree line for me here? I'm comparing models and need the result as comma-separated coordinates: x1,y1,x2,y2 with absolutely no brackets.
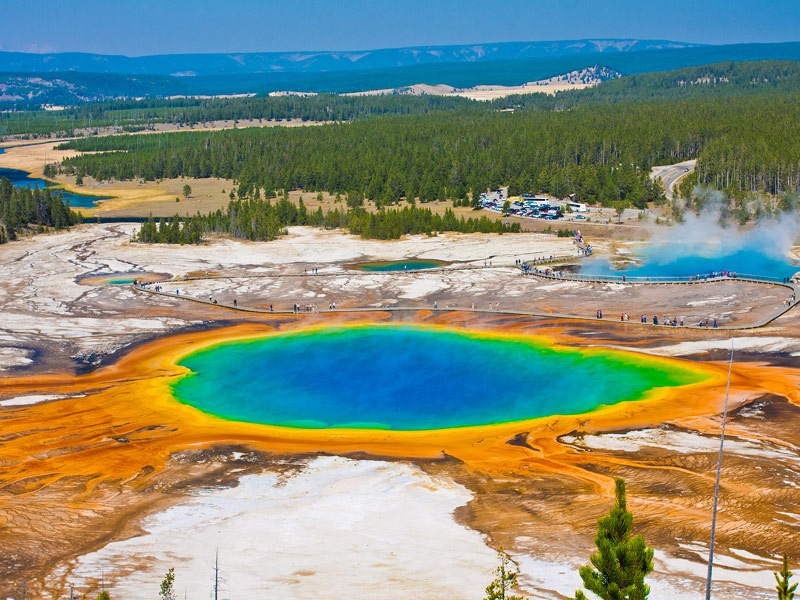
1,93,477,137
135,198,520,244
5,59,799,139
57,91,800,203
492,60,800,112
0,178,82,243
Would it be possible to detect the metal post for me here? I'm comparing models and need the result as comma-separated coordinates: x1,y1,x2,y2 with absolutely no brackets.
705,335,735,599
214,548,219,600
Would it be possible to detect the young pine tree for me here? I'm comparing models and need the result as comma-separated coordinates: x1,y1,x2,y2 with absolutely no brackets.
575,478,654,600
159,567,176,600
775,554,797,600
485,549,523,600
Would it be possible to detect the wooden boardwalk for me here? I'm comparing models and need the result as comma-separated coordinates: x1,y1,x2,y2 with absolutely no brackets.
132,266,800,332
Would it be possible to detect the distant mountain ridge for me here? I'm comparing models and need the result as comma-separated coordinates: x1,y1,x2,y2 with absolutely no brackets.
3,41,800,107
0,39,700,76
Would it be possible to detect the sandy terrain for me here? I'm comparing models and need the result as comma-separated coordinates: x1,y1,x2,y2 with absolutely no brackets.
346,81,596,100
52,457,498,600
1,224,799,599
46,452,793,600
344,68,609,101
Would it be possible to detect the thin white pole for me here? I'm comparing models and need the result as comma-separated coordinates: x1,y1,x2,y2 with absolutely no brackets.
705,335,735,599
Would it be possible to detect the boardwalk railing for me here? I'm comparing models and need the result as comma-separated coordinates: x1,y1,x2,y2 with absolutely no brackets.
521,268,795,287
133,284,800,331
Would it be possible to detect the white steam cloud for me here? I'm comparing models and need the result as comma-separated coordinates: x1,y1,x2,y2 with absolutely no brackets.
650,188,800,263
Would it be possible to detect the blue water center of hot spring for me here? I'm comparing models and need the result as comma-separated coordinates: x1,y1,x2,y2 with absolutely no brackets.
171,326,705,431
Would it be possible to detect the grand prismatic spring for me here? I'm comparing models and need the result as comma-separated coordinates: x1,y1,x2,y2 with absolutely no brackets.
172,325,708,430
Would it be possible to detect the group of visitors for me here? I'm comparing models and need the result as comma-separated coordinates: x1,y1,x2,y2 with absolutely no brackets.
303,268,319,275
573,233,593,256
293,303,318,313
517,256,557,270
639,314,685,326
690,271,737,281
599,311,713,327
518,261,566,278
697,318,719,328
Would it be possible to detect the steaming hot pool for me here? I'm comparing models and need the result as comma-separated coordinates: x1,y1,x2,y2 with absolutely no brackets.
171,326,707,430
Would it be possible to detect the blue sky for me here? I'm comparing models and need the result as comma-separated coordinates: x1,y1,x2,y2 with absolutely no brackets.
1,0,798,55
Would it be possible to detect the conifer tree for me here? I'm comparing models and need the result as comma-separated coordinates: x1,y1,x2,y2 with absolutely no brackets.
485,549,523,600
776,554,797,600
575,479,654,600
159,567,176,600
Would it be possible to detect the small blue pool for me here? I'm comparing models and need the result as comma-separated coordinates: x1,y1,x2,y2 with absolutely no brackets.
0,167,111,208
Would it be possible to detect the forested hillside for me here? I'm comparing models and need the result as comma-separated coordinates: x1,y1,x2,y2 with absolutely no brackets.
57,91,800,203
0,72,199,108
0,41,800,110
5,60,799,139
495,60,800,109
0,94,477,137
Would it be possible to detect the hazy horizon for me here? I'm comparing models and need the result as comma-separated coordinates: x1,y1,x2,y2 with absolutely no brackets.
1,0,799,56
0,37,711,59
